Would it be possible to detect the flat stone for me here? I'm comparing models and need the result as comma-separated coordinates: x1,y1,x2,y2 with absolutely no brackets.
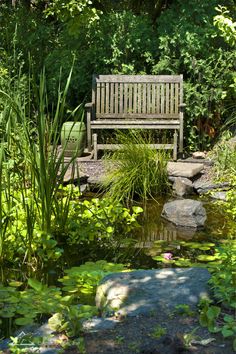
173,177,194,197
178,158,213,166
192,151,206,159
211,191,227,201
161,199,206,228
96,268,210,317
82,317,119,332
193,181,230,194
167,162,204,178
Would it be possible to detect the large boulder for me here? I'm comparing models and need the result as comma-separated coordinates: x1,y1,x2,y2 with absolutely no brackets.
96,268,210,317
161,199,206,228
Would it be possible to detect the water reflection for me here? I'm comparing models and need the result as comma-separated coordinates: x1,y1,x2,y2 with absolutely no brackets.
134,197,228,249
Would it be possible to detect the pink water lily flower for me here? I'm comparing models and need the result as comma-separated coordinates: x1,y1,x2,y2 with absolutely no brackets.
163,252,173,260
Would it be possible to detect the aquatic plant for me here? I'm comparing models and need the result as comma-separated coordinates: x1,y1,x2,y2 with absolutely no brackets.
102,130,170,204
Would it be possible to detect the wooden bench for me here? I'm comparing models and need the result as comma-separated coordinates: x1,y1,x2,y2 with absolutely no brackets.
85,75,185,160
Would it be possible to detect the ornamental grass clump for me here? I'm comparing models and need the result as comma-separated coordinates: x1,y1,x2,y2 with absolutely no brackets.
102,131,170,204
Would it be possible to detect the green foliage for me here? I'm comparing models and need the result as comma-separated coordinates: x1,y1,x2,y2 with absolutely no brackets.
0,279,63,337
66,196,143,245
102,131,170,204
0,68,82,274
1,1,236,151
150,324,167,339
210,131,236,180
153,0,236,150
214,6,236,47
208,241,236,310
44,10,157,102
58,260,129,304
174,304,195,317
48,304,97,337
8,334,46,354
199,299,236,350
0,260,128,339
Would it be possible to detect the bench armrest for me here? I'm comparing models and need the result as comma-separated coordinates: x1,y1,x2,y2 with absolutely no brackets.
85,102,93,110
179,103,186,109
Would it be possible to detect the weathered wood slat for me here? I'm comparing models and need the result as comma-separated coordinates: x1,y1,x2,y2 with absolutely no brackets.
133,83,137,114
137,84,142,114
91,119,180,124
96,82,101,114
96,143,174,150
114,83,118,114
151,84,155,114
95,113,179,119
147,83,151,114
119,83,123,114
124,83,128,114
170,83,174,115
142,84,147,114
100,83,105,114
128,84,133,113
105,83,109,113
110,83,114,114
95,75,183,83
91,124,180,130
175,83,179,114
156,84,160,114
166,83,169,115
161,84,164,114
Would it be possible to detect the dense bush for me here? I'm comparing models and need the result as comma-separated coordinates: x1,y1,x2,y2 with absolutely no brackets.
1,1,235,150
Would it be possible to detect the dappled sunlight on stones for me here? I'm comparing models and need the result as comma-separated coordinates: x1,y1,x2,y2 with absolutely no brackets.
96,268,211,318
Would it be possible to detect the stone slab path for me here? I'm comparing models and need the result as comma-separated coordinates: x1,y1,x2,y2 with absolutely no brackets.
167,162,204,178
96,268,210,318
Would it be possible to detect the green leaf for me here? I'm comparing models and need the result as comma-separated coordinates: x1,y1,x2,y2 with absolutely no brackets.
106,226,113,233
222,327,234,338
197,255,217,262
132,206,143,214
224,314,234,323
207,306,221,320
28,278,43,292
9,281,23,287
233,337,236,352
15,317,35,326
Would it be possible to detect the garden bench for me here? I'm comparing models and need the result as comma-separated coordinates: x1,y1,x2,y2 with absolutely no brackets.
85,75,185,160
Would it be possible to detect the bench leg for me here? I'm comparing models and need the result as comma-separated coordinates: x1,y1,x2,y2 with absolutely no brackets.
173,130,178,161
93,133,98,160
86,111,92,152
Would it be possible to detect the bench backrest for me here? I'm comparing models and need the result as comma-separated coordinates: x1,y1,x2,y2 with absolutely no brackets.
92,74,183,119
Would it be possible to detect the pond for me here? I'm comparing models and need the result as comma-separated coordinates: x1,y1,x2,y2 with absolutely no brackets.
60,194,229,272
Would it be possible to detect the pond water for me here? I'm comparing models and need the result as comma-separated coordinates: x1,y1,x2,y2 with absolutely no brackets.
61,195,229,272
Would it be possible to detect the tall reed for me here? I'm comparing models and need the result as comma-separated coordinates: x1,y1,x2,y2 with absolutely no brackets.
0,67,82,274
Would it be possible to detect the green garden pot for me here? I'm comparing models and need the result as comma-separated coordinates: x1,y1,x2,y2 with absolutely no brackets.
61,122,86,157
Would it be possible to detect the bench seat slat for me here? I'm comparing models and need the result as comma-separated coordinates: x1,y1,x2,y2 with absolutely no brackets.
96,143,174,150
96,113,179,119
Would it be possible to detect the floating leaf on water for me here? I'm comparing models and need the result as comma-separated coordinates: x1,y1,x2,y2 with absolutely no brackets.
15,317,35,326
197,255,217,262
173,258,192,267
9,281,23,288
